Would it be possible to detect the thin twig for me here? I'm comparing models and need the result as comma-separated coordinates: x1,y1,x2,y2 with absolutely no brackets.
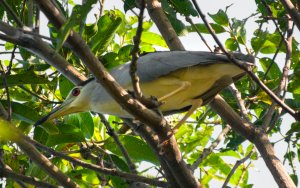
191,125,231,171
235,161,252,188
99,0,105,16
260,0,285,38
6,45,17,75
191,0,300,121
229,84,250,122
185,16,213,52
0,64,11,121
130,0,145,99
98,114,137,174
26,138,167,187
263,16,294,131
222,150,254,188
18,85,62,104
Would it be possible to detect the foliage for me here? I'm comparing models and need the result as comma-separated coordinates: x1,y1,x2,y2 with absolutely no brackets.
0,0,299,187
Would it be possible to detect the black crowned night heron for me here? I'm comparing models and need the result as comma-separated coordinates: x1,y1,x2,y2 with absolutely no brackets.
35,51,254,128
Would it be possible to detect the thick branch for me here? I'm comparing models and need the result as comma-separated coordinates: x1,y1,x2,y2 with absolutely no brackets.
0,21,86,85
146,0,185,51
210,96,296,188
280,0,300,31
0,162,57,188
0,122,80,187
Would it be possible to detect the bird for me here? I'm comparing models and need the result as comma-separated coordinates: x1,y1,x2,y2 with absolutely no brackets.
35,51,254,129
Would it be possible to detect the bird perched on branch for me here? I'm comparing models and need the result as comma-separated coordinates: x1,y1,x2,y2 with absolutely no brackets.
35,51,254,130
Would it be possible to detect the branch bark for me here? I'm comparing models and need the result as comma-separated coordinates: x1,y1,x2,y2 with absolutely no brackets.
210,96,296,188
280,0,300,31
0,21,86,85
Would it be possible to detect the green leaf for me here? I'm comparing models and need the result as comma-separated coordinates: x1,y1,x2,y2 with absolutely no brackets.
202,153,231,175
251,29,268,53
56,0,97,50
208,9,229,26
118,45,133,62
141,32,168,48
45,124,85,146
59,76,74,99
288,79,300,95
0,70,51,88
286,122,300,135
78,112,94,139
65,112,94,139
231,18,246,45
290,174,298,186
5,42,14,50
285,99,300,110
225,38,238,51
161,0,188,35
90,12,122,55
124,0,136,13
168,0,198,16
2,101,38,124
187,23,226,34
217,150,241,159
259,57,281,81
105,135,158,165
166,12,188,36
100,52,119,69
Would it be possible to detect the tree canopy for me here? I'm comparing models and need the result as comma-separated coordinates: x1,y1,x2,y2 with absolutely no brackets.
0,0,299,187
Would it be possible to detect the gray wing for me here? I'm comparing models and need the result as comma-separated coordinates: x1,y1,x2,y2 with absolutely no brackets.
110,51,254,85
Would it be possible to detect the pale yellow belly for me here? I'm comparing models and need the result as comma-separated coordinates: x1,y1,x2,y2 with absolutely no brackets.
96,63,244,117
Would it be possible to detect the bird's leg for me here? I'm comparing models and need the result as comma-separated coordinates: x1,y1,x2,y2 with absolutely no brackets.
172,99,203,132
158,81,191,102
158,99,203,148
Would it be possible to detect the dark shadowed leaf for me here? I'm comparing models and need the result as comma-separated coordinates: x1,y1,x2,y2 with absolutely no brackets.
124,0,136,12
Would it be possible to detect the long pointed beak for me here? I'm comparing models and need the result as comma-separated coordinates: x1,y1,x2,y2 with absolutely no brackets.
34,99,76,126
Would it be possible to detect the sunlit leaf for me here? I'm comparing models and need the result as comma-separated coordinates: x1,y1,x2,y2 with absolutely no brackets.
208,9,229,26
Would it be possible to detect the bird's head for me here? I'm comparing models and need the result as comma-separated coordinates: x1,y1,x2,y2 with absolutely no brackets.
34,80,94,126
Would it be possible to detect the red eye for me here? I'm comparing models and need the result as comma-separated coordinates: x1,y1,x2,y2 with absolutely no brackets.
72,88,80,96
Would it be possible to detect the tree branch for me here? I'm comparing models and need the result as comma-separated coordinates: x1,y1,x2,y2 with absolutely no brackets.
146,0,185,51
0,120,80,187
0,161,58,188
280,0,300,31
0,21,86,85
191,125,231,171
98,114,137,174
26,137,167,187
222,150,254,188
210,95,296,188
